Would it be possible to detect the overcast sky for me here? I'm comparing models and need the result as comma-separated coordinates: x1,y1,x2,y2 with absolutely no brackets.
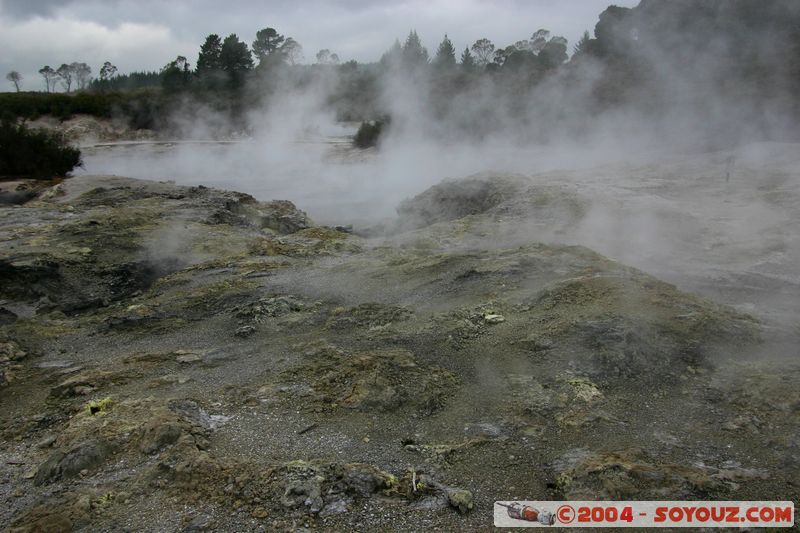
1,0,637,91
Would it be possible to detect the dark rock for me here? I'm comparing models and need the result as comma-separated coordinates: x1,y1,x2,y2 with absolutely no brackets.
140,422,184,454
0,307,18,325
34,439,112,485
0,258,61,302
342,463,392,496
0,190,38,206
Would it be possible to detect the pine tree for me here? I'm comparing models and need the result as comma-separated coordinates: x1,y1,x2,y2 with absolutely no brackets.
197,34,223,74
220,34,253,88
460,47,475,71
573,30,592,56
380,39,403,68
434,34,456,69
402,30,429,67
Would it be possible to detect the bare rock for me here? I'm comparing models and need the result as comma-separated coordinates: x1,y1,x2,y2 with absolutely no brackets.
34,439,112,485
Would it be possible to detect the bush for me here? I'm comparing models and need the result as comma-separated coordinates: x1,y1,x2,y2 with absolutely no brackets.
0,119,82,179
353,118,388,148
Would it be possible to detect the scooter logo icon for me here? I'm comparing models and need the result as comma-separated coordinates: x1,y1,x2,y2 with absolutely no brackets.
497,502,556,525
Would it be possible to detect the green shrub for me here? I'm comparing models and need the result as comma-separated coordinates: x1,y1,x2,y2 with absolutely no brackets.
353,117,389,148
0,119,82,179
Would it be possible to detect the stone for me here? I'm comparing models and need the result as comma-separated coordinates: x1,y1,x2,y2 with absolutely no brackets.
36,435,57,449
251,507,269,519
140,422,184,454
34,439,111,485
176,353,202,364
447,488,475,514
234,325,256,338
258,200,311,234
483,314,505,324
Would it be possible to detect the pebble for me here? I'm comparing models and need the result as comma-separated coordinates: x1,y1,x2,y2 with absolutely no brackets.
36,435,57,448
176,354,202,364
483,314,506,324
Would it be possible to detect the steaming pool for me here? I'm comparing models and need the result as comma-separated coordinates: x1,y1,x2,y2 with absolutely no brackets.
74,136,623,227
76,139,393,226
75,139,800,336
76,138,546,227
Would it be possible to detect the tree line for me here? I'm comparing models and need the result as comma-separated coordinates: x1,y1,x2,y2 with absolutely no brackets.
4,0,799,148
5,25,573,94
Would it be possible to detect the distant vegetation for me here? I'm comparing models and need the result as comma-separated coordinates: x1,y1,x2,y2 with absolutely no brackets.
0,118,81,179
0,90,192,131
0,91,137,120
2,1,799,146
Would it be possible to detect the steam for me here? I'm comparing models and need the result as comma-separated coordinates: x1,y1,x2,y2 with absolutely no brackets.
73,2,800,337
77,10,799,226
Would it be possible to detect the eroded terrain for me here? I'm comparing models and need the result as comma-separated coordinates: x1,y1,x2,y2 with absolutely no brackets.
1,161,799,531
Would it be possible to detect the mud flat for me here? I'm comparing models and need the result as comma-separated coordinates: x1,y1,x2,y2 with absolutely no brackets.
1,170,798,532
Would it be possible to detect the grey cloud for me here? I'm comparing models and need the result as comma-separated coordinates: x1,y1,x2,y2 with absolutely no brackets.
1,0,77,18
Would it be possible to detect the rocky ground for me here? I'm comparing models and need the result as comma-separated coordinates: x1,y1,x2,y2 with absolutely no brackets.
1,168,798,532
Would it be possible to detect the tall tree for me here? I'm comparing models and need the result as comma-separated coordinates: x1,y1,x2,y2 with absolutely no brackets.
6,71,22,92
161,55,191,92
220,34,253,87
99,62,118,81
73,62,92,89
573,30,592,56
380,39,403,68
196,34,223,74
39,66,57,93
315,49,330,65
434,34,456,69
539,36,568,70
56,63,75,92
530,29,551,53
252,27,285,64
493,46,516,67
471,38,495,67
402,30,429,67
280,37,303,65
460,47,475,71
315,49,340,66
